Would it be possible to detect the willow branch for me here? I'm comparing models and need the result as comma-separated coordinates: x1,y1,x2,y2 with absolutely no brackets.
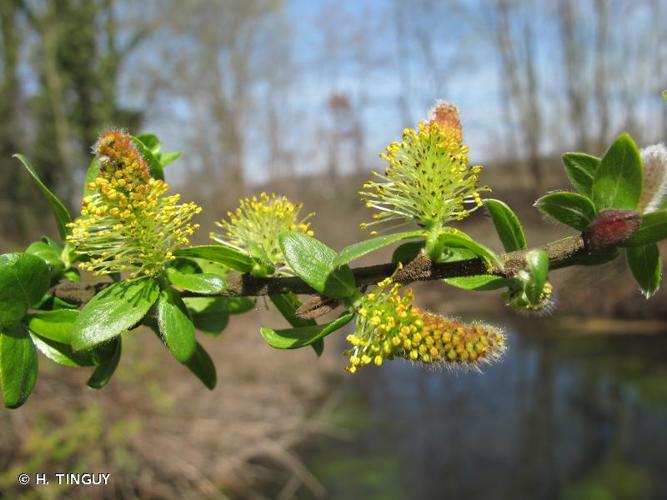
52,235,593,306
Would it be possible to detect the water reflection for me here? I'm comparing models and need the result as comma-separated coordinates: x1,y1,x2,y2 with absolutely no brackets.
300,319,667,500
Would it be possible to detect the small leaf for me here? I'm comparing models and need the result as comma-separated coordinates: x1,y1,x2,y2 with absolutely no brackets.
87,338,121,389
184,343,217,390
269,293,316,328
157,286,196,362
269,293,321,356
562,153,600,196
436,231,502,268
484,199,527,251
30,333,94,368
280,232,357,298
0,323,38,408
392,241,424,264
444,275,511,291
166,268,226,294
175,245,254,273
524,249,549,303
158,151,182,167
135,133,160,153
591,134,643,210
535,192,596,231
26,238,65,279
334,230,425,267
72,278,160,351
13,154,71,239
0,253,51,329
260,312,354,350
26,310,78,344
131,136,164,180
184,297,255,315
622,210,667,247
626,244,661,298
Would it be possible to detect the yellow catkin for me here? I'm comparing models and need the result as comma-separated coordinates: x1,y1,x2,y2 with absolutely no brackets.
210,192,314,276
67,130,201,278
344,278,505,373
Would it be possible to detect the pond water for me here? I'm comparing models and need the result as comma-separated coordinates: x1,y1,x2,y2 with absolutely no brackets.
292,317,667,500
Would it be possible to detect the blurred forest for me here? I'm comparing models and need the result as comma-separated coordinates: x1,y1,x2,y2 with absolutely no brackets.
1,0,665,244
2,1,667,499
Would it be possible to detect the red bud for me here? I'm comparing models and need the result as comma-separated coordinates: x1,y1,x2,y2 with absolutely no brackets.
583,209,641,251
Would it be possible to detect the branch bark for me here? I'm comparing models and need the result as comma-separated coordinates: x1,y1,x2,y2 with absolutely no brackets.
52,235,590,306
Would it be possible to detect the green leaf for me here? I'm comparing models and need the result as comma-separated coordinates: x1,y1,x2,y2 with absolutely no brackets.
87,338,121,389
562,153,600,196
26,238,65,279
0,253,51,329
136,133,160,153
524,249,549,303
166,268,226,294
157,287,196,362
158,151,182,167
591,134,643,210
334,230,425,267
280,232,357,298
622,210,667,247
184,296,255,315
436,231,502,268
444,275,512,291
82,158,101,200
269,293,316,328
131,136,164,180
30,333,94,368
72,278,160,351
269,293,322,356
626,244,661,298
175,245,254,273
0,323,38,408
535,192,597,231
260,312,354,350
484,199,527,251
13,154,72,239
26,310,78,344
392,241,424,264
184,343,216,390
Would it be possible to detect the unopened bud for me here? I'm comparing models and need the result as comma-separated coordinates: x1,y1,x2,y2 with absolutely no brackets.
583,209,641,252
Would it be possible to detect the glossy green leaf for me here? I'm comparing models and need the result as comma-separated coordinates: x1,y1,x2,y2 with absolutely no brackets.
158,151,182,167
0,323,38,408
484,199,527,251
166,268,226,294
535,191,597,231
391,241,424,264
175,245,254,273
136,133,160,153
87,338,121,389
591,134,643,210
444,275,511,291
26,238,65,279
562,153,600,196
72,278,160,351
184,343,216,390
184,297,255,315
334,230,425,267
0,253,51,329
260,312,354,350
26,310,78,344
269,293,316,328
157,287,196,362
30,333,94,368
269,293,322,356
622,210,667,247
524,249,549,303
13,154,71,239
626,244,661,298
131,136,164,180
280,232,357,298
436,231,502,268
